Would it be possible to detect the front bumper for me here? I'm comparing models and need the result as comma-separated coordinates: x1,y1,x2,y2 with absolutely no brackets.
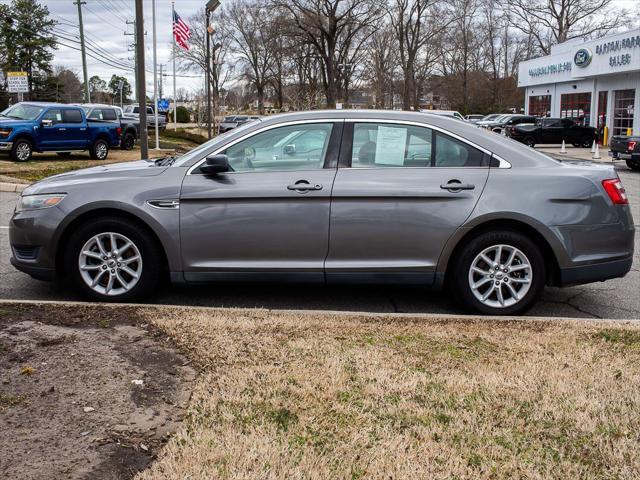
0,141,13,151
559,256,633,286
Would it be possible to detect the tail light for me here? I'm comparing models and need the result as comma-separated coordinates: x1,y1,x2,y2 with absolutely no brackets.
602,178,628,205
628,141,637,152
116,127,122,136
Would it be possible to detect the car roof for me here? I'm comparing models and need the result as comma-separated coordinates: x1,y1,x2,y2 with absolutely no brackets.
19,102,78,108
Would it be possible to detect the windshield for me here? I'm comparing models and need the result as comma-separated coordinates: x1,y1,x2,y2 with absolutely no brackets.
1,104,45,120
222,116,236,122
173,120,259,167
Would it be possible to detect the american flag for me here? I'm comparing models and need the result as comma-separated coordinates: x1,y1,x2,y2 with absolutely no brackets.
173,10,191,51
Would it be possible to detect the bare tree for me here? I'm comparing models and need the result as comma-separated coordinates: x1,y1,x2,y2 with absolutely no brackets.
276,0,383,108
364,25,397,108
506,0,626,55
227,0,276,113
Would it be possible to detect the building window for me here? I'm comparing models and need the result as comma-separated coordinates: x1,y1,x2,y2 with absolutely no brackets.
597,91,608,144
560,92,591,126
528,95,551,117
613,89,635,137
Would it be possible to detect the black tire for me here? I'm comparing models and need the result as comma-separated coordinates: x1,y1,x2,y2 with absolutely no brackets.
64,217,163,302
580,138,592,148
57,152,72,158
121,131,135,150
626,159,640,171
10,138,32,162
449,230,546,315
523,136,535,148
89,138,109,160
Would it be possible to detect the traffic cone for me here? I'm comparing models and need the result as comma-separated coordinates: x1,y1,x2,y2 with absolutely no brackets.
592,143,601,160
590,140,596,153
559,140,567,154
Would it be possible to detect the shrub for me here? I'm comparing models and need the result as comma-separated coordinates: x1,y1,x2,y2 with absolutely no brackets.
176,105,190,123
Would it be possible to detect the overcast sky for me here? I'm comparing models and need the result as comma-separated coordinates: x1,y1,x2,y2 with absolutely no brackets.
3,0,208,97
2,0,639,100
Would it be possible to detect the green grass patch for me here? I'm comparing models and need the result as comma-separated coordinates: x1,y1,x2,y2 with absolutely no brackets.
593,328,640,347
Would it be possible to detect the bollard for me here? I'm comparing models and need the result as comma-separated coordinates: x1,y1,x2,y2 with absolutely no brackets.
592,143,601,160
559,140,567,154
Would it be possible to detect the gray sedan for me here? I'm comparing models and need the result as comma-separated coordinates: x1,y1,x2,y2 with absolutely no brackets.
9,110,634,315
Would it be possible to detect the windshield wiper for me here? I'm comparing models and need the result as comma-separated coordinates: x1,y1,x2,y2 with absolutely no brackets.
154,155,177,166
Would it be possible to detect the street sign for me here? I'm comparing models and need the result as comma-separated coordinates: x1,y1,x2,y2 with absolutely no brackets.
7,71,28,93
117,79,124,90
157,98,170,111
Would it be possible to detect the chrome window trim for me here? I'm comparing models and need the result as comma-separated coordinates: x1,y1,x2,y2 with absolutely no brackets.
186,119,343,175
492,154,512,169
344,118,493,156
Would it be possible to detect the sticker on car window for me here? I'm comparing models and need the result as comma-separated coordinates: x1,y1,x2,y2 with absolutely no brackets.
375,126,407,166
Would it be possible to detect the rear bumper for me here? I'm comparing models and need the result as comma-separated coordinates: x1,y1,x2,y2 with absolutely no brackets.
609,151,640,161
559,256,633,286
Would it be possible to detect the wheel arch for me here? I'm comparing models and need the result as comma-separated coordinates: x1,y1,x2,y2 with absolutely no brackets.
54,206,173,279
438,216,564,287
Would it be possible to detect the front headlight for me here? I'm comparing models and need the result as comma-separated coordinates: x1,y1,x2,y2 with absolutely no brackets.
16,194,66,212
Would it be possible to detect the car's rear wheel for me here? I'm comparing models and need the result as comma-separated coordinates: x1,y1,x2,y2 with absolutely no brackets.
90,139,109,160
121,132,135,150
523,136,535,148
65,217,162,302
625,159,640,171
11,138,32,162
450,230,545,315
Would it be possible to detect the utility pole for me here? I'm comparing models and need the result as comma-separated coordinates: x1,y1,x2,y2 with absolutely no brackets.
74,0,90,102
152,0,159,150
158,64,164,99
125,20,136,100
135,0,148,159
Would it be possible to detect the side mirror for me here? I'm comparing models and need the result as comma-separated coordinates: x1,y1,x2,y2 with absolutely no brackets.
41,119,53,127
283,144,296,155
201,154,230,175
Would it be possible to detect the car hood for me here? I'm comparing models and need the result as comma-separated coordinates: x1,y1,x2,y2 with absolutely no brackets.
23,160,169,195
0,118,32,127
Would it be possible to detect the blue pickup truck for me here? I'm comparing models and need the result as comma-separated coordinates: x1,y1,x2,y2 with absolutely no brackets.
0,102,121,162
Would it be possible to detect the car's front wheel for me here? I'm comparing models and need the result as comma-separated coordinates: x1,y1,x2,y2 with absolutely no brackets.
11,138,32,162
450,230,546,315
65,217,162,302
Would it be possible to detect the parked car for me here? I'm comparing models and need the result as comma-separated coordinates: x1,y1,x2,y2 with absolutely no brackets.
218,115,260,134
609,135,640,171
508,117,597,148
0,102,121,162
465,114,485,122
80,104,140,150
420,109,465,121
481,114,537,134
9,110,633,315
123,104,167,132
477,114,503,123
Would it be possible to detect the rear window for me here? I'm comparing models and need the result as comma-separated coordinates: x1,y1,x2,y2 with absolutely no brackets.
103,109,117,121
62,109,83,123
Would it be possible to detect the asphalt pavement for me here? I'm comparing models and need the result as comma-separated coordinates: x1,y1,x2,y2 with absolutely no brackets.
1,162,638,320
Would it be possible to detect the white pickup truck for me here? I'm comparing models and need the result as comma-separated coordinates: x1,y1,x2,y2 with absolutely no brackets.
123,104,167,131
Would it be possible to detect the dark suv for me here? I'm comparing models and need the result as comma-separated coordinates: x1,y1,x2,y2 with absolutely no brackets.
508,118,596,148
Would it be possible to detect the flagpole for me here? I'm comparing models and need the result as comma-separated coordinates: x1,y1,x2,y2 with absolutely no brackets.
152,0,159,149
172,1,177,131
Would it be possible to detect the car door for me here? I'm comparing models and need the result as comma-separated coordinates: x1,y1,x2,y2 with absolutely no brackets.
540,118,564,143
59,108,87,150
37,108,64,150
325,120,490,285
179,121,343,282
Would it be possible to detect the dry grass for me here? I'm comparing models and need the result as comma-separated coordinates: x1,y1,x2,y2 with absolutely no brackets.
132,308,640,479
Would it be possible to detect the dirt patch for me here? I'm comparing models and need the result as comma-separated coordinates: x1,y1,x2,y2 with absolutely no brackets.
0,304,195,480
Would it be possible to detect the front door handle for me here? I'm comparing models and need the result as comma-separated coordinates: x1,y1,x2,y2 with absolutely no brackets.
287,180,323,193
440,180,475,192
58,128,66,131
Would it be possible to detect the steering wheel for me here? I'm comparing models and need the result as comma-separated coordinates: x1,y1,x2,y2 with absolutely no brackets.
229,146,255,170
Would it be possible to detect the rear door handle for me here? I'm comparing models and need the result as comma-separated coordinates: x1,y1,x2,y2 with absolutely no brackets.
287,180,323,193
440,180,475,192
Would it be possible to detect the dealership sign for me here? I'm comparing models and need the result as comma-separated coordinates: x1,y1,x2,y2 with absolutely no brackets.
573,48,592,68
528,61,572,77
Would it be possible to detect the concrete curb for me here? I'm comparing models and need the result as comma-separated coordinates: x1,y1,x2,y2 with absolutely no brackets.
0,182,26,193
1,298,638,325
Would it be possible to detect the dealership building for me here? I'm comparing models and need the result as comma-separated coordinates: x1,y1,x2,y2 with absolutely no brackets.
518,28,640,143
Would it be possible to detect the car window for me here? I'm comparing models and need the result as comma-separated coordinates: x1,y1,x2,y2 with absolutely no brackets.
62,109,83,123
544,118,562,127
87,109,103,120
351,123,432,167
42,109,62,124
222,123,333,173
561,118,575,127
222,116,235,122
434,132,485,167
103,109,117,121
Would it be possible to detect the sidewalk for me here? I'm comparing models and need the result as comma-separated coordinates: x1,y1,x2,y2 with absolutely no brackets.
535,144,617,163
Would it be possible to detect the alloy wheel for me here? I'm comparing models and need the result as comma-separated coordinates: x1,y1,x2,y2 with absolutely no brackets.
78,232,142,296
468,244,532,308
96,142,108,159
16,142,31,161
